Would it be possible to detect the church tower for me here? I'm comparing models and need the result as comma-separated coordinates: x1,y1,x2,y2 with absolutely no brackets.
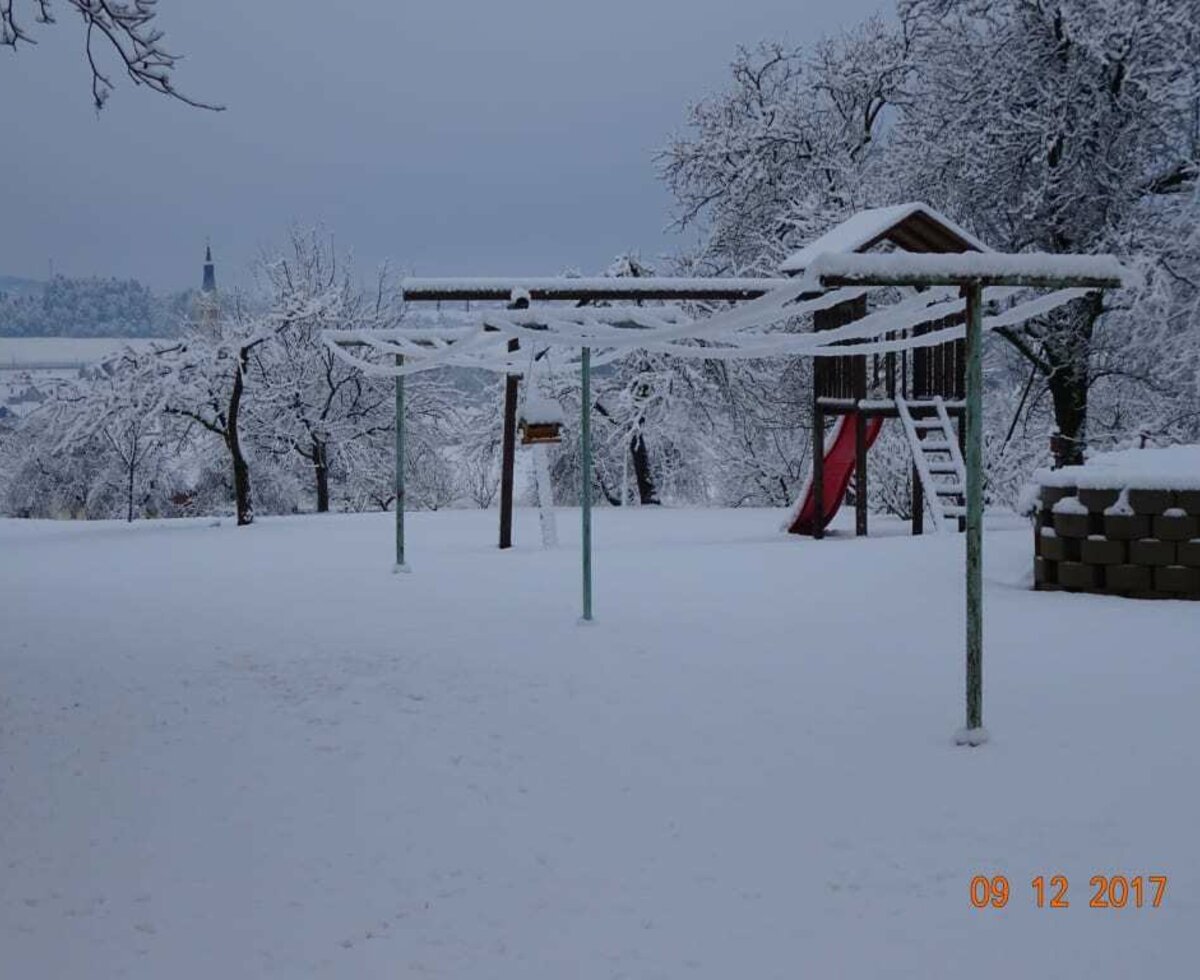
196,243,219,330
202,244,217,294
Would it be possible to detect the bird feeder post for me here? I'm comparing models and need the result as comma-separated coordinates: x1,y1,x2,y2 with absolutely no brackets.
499,337,521,549
498,294,529,550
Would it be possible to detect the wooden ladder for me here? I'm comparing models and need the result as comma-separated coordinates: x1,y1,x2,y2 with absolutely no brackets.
896,395,967,533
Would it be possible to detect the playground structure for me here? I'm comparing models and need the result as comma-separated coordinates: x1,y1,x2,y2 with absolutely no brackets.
326,204,1127,743
784,204,983,538
401,205,993,545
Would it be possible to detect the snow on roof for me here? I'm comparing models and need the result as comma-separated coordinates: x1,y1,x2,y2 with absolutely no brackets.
520,396,565,425
778,203,989,274
0,336,159,371
808,251,1130,286
1036,445,1200,491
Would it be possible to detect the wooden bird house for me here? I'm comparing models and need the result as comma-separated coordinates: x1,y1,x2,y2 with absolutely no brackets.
519,396,564,446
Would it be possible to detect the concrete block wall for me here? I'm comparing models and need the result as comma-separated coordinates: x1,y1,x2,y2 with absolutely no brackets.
1035,485,1200,599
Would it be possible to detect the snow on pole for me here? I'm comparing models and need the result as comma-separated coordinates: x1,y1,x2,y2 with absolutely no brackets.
956,284,986,746
580,347,593,623
533,442,558,549
809,251,1131,289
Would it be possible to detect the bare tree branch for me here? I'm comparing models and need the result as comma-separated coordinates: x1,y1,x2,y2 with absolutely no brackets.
1,0,222,110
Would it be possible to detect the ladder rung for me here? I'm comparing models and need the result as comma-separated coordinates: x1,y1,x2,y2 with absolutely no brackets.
920,439,952,451
913,419,942,429
942,505,966,517
936,484,965,495
927,462,960,473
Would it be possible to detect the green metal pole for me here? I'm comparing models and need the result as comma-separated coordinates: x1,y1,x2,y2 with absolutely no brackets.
580,347,593,622
960,282,984,743
394,353,408,572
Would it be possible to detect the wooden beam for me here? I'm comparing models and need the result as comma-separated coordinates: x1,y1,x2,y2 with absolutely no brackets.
402,276,792,303
818,272,1123,290
815,398,966,418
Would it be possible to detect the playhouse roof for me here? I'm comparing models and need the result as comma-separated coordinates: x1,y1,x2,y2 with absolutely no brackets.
779,203,989,274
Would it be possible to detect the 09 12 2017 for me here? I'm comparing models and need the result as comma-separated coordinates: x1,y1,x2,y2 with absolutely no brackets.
969,874,1167,909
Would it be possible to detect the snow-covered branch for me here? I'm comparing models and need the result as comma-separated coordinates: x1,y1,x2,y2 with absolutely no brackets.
1,0,221,110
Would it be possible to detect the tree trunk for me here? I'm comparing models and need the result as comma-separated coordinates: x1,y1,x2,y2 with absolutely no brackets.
313,440,330,513
999,296,1098,469
127,459,135,523
1043,297,1099,468
629,432,660,505
227,360,254,526
1047,365,1088,467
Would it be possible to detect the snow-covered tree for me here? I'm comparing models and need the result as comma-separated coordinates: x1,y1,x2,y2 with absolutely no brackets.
659,18,911,275
894,0,1200,463
454,381,505,508
44,349,167,521
148,306,269,526
661,0,1200,487
247,229,396,512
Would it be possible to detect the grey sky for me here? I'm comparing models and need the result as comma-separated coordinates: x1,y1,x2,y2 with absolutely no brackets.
4,0,884,291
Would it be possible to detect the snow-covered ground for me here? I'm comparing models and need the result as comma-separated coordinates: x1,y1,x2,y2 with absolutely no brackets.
1,507,1197,978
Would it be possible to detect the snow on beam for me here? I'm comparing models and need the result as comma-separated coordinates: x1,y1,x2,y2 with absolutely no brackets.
811,252,1130,289
401,276,793,302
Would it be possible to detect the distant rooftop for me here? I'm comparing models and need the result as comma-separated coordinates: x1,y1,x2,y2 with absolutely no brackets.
0,337,158,372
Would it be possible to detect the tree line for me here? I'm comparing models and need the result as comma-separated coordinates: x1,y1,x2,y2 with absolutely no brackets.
0,275,195,338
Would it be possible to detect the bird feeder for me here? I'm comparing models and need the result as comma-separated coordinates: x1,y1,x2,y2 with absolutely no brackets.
519,395,564,446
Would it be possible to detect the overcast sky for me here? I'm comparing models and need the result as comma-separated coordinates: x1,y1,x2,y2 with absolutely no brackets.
4,0,884,291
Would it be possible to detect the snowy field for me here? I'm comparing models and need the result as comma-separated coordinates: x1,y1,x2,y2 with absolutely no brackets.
1,507,1197,978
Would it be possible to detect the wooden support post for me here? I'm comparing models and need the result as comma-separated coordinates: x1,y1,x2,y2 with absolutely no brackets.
957,409,967,534
497,295,528,550
957,281,986,746
913,328,926,399
499,344,520,549
812,408,825,540
912,462,924,536
394,354,408,571
580,347,594,622
812,358,825,540
854,353,868,537
855,410,868,537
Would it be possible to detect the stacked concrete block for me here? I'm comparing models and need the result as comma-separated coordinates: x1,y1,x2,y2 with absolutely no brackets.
1034,483,1200,599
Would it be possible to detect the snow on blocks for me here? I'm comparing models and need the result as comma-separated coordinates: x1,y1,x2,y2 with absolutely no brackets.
1032,446,1200,599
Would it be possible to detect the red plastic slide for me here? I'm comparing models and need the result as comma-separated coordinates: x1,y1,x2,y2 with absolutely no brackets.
787,413,884,535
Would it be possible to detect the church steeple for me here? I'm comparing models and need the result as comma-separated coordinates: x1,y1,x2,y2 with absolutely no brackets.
202,243,216,293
